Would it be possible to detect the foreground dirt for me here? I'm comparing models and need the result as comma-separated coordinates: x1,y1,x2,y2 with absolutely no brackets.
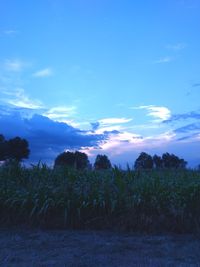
0,228,200,267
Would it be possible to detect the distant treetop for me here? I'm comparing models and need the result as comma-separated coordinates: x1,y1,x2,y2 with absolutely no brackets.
54,151,89,170
0,134,30,162
94,154,112,170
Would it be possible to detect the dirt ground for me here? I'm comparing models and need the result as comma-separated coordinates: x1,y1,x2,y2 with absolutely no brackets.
0,227,200,267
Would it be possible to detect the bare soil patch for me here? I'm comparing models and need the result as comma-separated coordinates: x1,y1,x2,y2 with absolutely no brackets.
0,228,200,267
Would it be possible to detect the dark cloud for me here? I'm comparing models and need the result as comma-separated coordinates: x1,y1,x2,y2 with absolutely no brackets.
91,122,100,131
103,130,120,135
174,123,200,133
192,83,200,88
0,107,108,163
163,111,200,123
186,83,200,96
176,133,199,141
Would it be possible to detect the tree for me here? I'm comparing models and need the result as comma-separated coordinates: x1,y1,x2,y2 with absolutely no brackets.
0,134,7,161
7,137,30,162
162,153,187,169
0,135,30,162
153,154,163,169
54,151,89,170
74,151,90,170
94,154,112,170
134,152,153,170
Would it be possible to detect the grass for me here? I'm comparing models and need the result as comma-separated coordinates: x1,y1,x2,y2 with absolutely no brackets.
0,161,200,233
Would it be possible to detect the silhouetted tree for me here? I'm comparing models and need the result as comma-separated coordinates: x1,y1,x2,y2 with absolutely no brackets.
7,137,30,162
74,151,90,170
0,135,30,162
54,151,89,170
134,152,153,170
153,154,163,169
94,154,112,170
162,153,187,169
0,134,7,161
54,151,75,168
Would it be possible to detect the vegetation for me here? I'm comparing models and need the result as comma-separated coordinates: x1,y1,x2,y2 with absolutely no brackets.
54,151,89,170
135,152,187,170
1,133,200,233
0,162,200,233
94,154,112,170
134,152,154,169
0,134,30,162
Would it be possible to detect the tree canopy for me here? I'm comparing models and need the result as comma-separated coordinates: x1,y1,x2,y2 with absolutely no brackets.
0,134,30,162
134,152,154,170
134,151,187,170
94,154,112,170
153,154,163,169
54,151,89,170
0,134,7,161
162,152,187,169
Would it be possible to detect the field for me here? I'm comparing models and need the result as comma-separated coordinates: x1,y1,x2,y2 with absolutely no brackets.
0,162,200,233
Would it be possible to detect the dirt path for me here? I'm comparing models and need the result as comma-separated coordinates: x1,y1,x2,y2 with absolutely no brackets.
0,228,200,267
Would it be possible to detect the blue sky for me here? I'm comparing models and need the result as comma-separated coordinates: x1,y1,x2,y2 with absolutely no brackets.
0,0,200,166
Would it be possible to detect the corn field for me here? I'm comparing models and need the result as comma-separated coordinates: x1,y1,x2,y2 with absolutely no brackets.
0,162,200,233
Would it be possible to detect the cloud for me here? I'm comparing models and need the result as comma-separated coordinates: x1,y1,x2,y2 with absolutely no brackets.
33,68,53,77
133,105,171,121
163,111,200,123
174,123,200,133
89,117,132,134
4,88,43,109
4,59,26,72
99,117,132,125
82,129,177,160
0,104,199,166
186,83,200,96
176,133,200,141
166,43,187,50
192,83,200,88
0,107,107,163
43,106,77,121
91,122,100,131
154,57,173,64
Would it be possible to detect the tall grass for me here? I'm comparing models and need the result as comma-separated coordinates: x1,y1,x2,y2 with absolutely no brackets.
0,162,200,233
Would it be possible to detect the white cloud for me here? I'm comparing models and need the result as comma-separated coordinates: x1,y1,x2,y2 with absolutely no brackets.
33,68,53,77
6,88,43,109
43,106,77,120
99,117,132,125
4,59,26,72
82,128,177,160
154,56,173,64
90,117,132,134
133,105,171,121
166,43,187,50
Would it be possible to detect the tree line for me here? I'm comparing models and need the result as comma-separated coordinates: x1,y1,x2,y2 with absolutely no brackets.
54,151,187,170
0,133,188,170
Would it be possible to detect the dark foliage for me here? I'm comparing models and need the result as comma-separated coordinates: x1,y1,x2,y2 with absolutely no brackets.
0,135,7,161
162,152,187,169
134,152,153,170
54,151,89,170
153,154,163,169
0,134,30,162
0,164,200,233
135,152,187,170
94,154,112,170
